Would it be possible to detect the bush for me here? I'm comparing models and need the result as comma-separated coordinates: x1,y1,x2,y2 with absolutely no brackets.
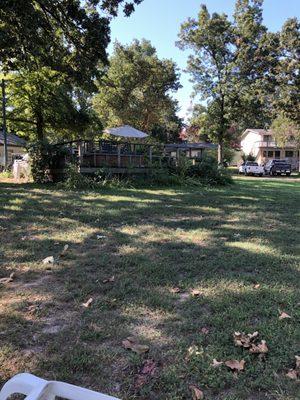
58,164,131,191
58,164,96,190
28,140,69,183
187,155,233,185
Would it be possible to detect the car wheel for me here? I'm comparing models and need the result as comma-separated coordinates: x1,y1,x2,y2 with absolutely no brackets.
259,174,263,177
286,173,290,176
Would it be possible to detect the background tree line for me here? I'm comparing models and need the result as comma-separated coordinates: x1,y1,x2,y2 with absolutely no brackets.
178,0,300,163
0,0,299,157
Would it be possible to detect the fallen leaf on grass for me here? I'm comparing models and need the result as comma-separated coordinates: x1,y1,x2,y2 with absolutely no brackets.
285,355,300,380
225,359,245,372
279,311,291,320
286,369,298,380
134,359,157,388
187,345,202,358
21,235,36,241
60,244,69,256
122,337,149,354
191,289,202,297
233,331,259,348
253,283,260,289
211,359,223,368
102,276,115,284
0,272,15,284
140,359,157,375
200,327,210,335
249,340,268,354
170,287,181,293
42,256,55,264
82,298,93,308
190,385,204,399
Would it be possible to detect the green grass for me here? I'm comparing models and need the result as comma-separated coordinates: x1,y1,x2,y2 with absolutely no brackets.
0,176,299,399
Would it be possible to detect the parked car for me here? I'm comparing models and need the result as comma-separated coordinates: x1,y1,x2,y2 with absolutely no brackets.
239,161,264,176
264,159,292,176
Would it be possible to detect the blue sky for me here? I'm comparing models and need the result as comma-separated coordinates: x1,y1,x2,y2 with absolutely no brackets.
109,0,299,120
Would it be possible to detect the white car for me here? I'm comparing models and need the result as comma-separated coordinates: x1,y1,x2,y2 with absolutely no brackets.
239,161,264,176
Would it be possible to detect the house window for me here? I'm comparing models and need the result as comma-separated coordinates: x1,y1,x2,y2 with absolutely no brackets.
285,150,294,158
264,135,272,142
275,150,281,159
267,151,273,157
263,150,267,157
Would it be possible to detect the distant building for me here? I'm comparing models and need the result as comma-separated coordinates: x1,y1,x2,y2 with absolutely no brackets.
164,142,217,159
240,129,299,170
0,131,27,166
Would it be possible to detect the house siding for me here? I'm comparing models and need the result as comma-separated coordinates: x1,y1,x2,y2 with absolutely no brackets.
0,145,26,166
240,130,299,170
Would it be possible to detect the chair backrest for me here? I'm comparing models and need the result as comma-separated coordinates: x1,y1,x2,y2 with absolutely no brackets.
0,373,120,400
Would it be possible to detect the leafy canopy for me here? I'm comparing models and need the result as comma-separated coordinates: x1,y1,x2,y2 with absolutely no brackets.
0,0,143,86
177,1,284,162
93,39,182,138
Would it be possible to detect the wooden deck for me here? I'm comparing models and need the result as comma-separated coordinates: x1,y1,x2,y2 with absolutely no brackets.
50,139,170,178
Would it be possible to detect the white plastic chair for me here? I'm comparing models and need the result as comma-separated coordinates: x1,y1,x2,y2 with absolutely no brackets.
0,373,120,400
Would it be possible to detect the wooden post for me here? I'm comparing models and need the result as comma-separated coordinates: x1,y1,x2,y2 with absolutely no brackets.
176,148,180,165
149,146,153,165
78,141,84,170
1,79,8,169
117,144,121,168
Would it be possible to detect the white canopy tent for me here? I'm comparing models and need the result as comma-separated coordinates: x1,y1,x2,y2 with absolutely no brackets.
104,125,148,139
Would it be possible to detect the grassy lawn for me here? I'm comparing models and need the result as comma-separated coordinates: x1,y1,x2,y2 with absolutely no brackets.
0,176,299,399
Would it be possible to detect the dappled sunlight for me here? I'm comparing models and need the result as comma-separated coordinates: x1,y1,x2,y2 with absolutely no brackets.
0,177,299,399
226,241,281,256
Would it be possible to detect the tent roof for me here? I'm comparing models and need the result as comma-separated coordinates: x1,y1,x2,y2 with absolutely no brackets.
105,125,148,139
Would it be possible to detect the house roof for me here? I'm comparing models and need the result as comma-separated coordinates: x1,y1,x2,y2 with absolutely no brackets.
0,131,27,147
241,128,274,139
165,142,217,151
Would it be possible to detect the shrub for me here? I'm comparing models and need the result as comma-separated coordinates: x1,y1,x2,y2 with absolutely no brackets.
187,155,233,185
58,164,96,190
28,140,69,183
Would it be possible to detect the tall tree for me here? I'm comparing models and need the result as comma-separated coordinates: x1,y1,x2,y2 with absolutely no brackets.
273,18,300,125
177,5,237,163
0,0,143,86
177,1,276,163
93,39,181,136
3,69,100,140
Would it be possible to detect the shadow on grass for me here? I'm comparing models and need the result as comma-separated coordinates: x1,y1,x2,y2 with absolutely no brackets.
0,179,299,399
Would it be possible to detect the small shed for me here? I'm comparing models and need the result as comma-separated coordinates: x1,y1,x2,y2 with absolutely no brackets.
0,131,27,166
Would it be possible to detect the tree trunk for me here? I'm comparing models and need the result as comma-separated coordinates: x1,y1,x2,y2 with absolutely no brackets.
36,110,44,140
218,141,224,165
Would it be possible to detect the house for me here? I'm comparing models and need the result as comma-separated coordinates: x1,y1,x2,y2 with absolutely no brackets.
164,142,217,159
0,131,27,166
240,129,299,170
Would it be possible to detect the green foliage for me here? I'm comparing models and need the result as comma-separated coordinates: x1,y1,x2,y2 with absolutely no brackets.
187,156,233,185
3,69,101,141
271,115,300,148
58,164,97,190
93,39,182,139
177,1,279,162
0,0,143,86
28,140,68,183
0,170,13,178
241,152,256,162
273,18,300,125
